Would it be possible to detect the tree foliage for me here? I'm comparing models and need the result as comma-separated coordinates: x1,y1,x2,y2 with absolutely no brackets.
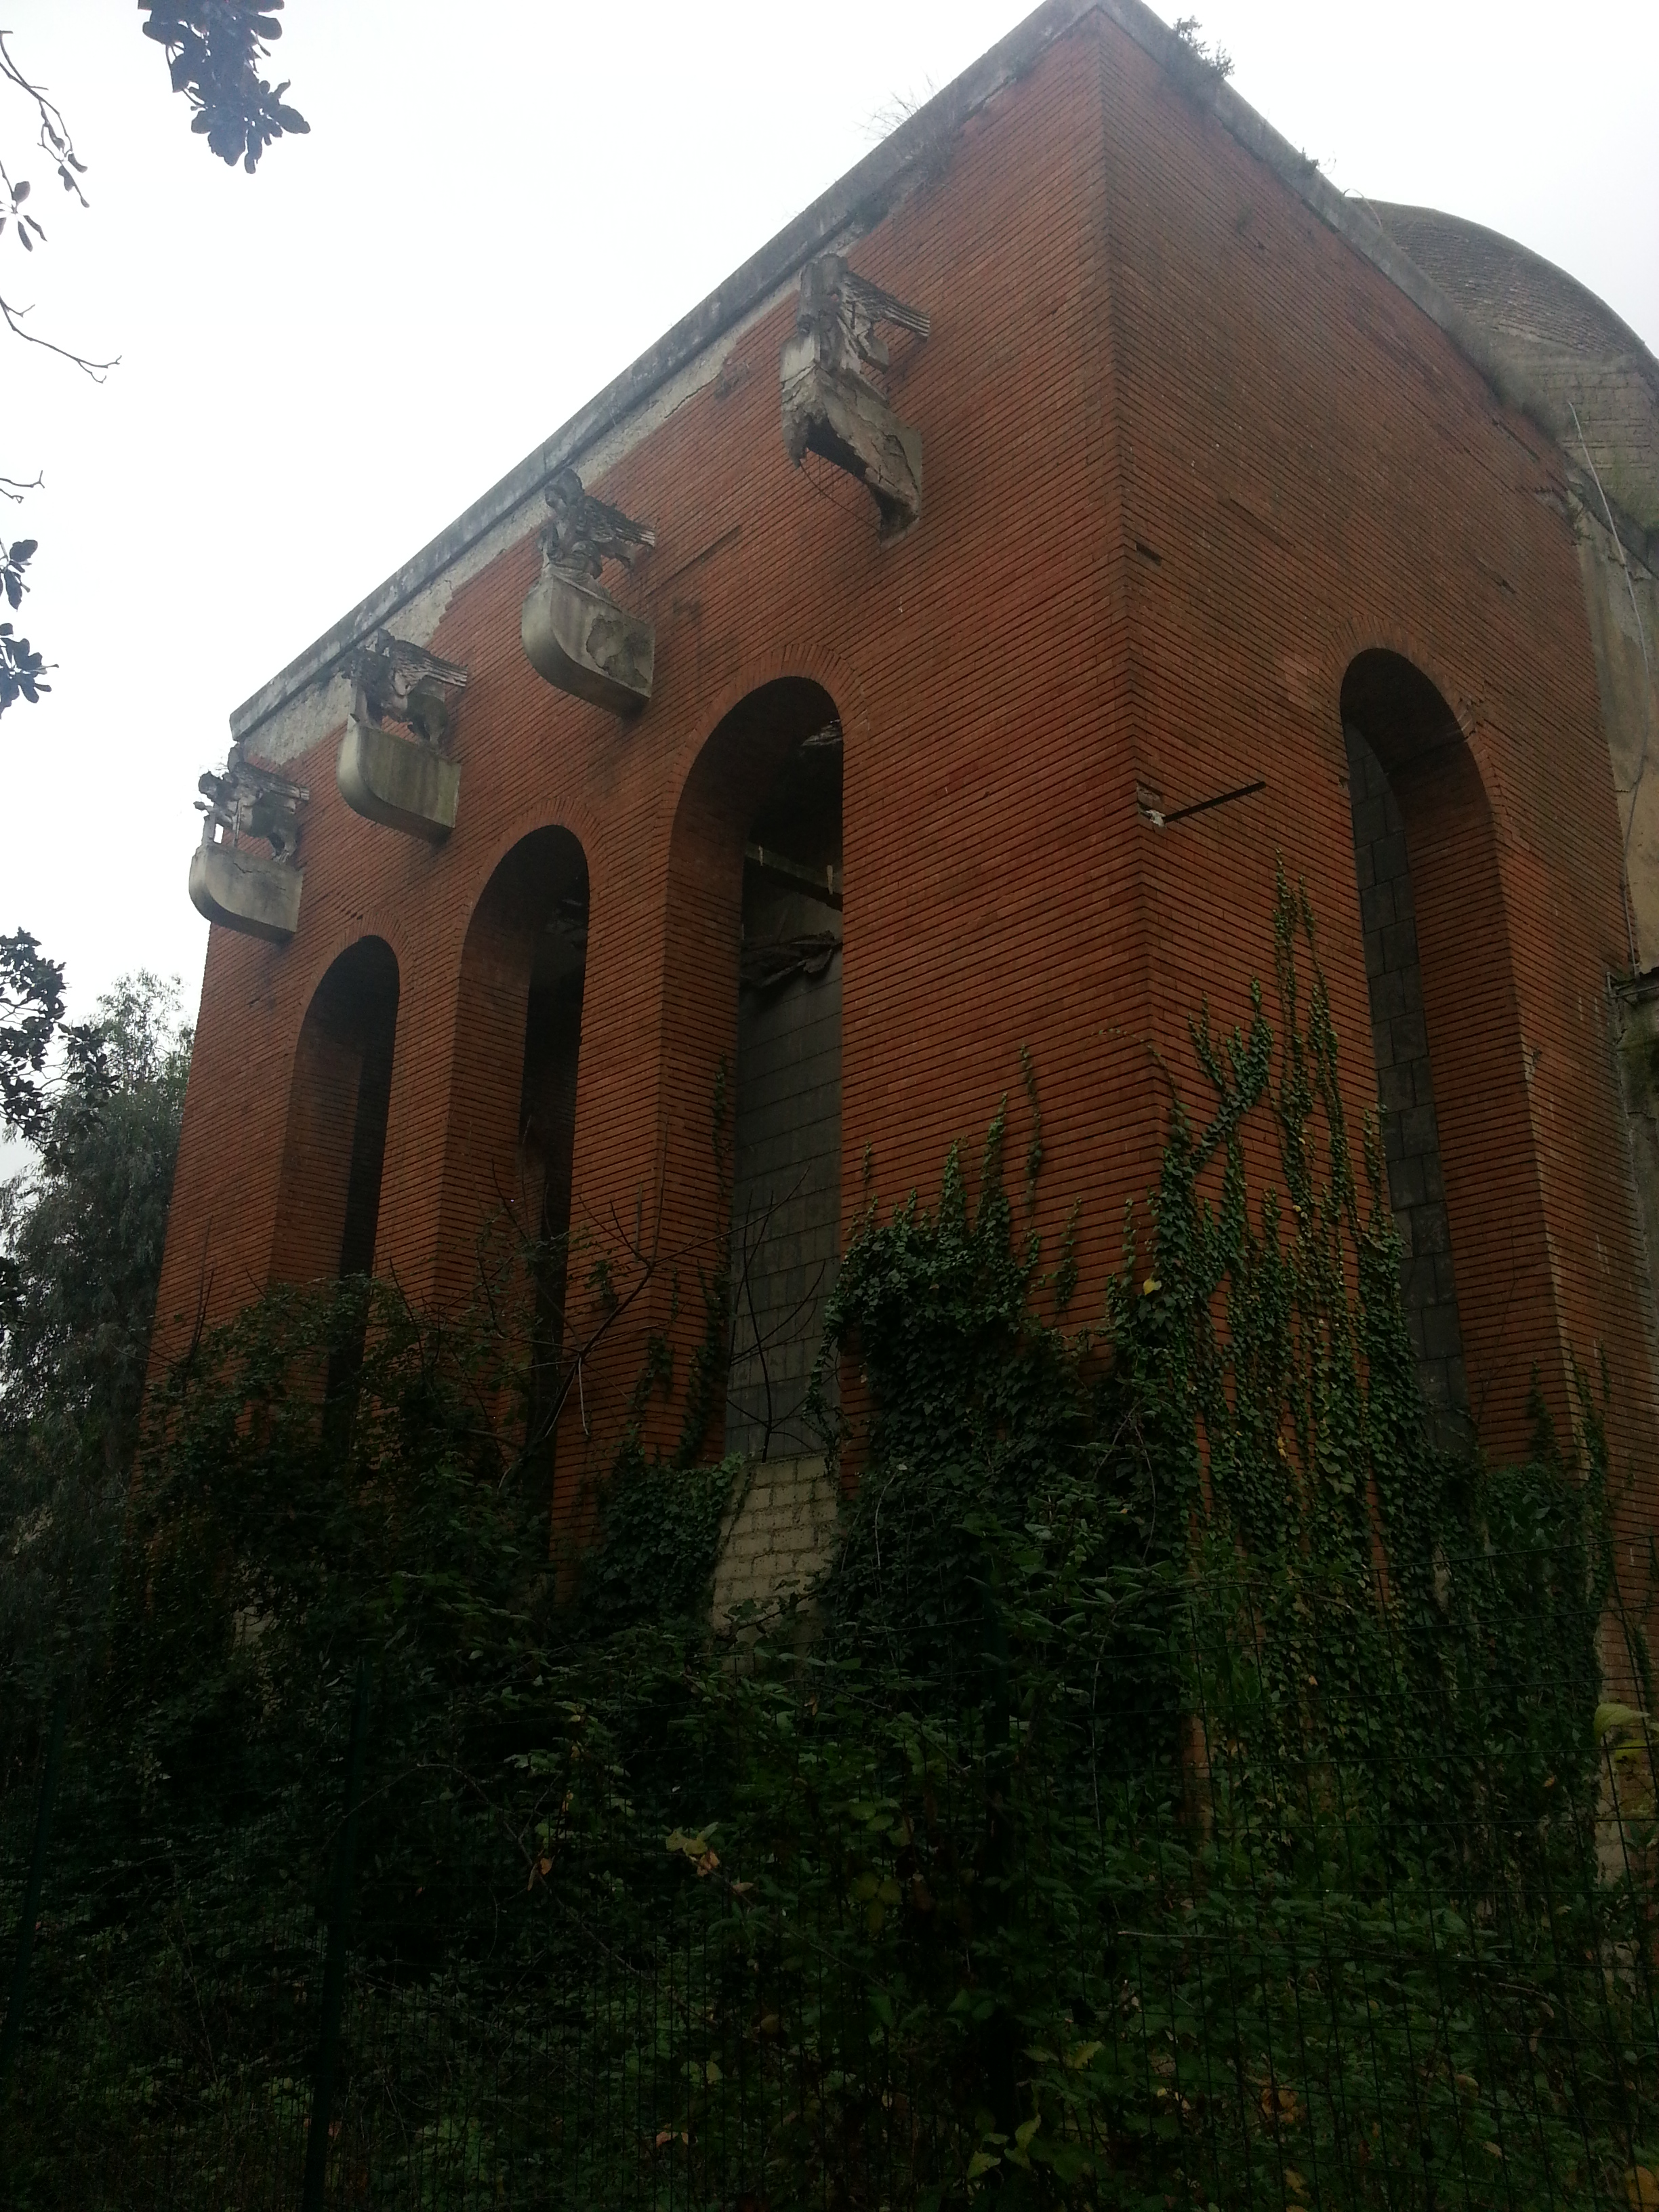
0,972,190,1729
0,927,64,1142
0,533,46,708
138,3,309,173
0,5,308,714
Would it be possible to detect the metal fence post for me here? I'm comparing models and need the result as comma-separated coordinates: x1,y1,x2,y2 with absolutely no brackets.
302,1662,370,2212
0,1693,69,2100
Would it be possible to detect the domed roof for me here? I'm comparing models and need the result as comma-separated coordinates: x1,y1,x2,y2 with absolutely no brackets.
1374,203,1659,536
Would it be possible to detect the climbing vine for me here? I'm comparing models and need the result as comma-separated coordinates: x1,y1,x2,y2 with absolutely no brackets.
3,874,1652,2207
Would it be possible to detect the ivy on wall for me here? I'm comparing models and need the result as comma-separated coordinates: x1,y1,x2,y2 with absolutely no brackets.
3,874,1652,2206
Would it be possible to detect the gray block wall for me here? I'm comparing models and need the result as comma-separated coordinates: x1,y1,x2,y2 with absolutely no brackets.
712,1456,840,1630
1345,725,1472,1449
725,948,842,1462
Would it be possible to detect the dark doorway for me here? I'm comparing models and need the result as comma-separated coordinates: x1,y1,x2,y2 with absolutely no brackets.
1342,657,1471,1448
274,936,401,1403
724,684,844,1461
276,937,400,1289
455,827,590,1464
517,869,589,1451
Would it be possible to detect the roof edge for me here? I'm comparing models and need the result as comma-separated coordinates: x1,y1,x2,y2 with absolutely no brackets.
230,0,1102,742
1370,201,1659,381
1120,15,1656,552
233,0,1651,743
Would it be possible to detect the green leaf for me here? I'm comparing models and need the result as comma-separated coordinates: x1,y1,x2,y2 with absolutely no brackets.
1595,1702,1646,1742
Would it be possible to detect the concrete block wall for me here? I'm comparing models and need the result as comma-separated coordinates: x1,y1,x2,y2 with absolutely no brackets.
712,1456,840,1630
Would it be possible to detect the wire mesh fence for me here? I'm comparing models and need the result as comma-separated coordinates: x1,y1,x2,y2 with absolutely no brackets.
3,1555,1656,2209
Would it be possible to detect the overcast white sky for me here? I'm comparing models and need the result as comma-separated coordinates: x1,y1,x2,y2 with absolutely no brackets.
1,0,1655,1061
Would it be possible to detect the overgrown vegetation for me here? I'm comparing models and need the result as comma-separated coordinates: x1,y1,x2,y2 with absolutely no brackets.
2,882,1654,2207
0,972,190,1740
1171,16,1235,85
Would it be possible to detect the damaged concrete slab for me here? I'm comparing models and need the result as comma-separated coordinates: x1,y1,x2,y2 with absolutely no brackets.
189,745,308,942
780,253,929,533
335,633,468,842
188,840,304,944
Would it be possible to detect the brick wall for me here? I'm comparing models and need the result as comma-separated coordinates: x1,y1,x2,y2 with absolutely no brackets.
1092,19,1652,1518
152,13,1658,1578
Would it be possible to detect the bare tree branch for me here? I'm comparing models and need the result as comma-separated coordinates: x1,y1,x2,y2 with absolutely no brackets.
0,289,116,378
0,31,115,388
0,30,89,207
725,1170,827,1460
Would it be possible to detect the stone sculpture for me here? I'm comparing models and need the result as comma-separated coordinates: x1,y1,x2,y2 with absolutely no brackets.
520,468,657,716
780,252,929,533
337,630,470,842
188,745,309,942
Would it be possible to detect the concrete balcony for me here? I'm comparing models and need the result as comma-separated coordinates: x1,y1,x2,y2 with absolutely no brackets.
520,563,655,716
188,837,304,943
337,714,460,842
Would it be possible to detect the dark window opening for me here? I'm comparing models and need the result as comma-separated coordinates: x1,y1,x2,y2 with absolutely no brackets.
272,937,400,1406
454,825,591,1478
518,882,588,1458
725,690,843,1462
1343,712,1471,1450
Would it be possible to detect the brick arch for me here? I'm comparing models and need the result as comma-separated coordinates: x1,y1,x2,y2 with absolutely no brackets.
645,642,866,1187
1316,616,1494,800
536,668,853,1507
271,934,401,1292
446,793,609,964
1338,648,1558,1460
281,906,419,1014
655,641,870,823
428,823,590,1325
668,672,844,1451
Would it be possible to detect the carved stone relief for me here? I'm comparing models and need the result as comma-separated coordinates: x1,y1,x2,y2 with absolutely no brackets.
520,468,657,715
337,632,470,842
189,745,309,942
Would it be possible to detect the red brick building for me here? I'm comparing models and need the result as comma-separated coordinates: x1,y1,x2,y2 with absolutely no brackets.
159,0,1659,1562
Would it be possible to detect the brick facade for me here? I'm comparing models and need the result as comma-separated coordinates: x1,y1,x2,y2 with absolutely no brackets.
152,4,1657,1574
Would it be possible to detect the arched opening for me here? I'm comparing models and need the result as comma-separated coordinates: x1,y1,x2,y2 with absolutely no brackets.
274,937,401,1292
1341,692,1469,1445
725,687,844,1462
654,677,844,1479
436,827,589,1454
1341,651,1550,1455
